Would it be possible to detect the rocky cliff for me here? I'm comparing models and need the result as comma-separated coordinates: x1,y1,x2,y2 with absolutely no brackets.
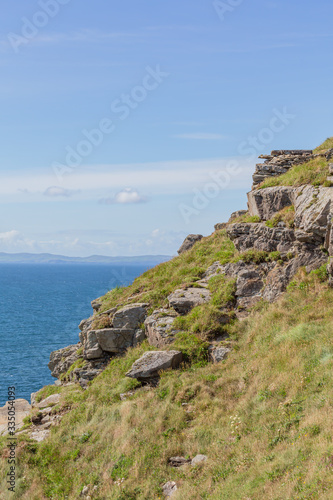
45,145,333,392
4,138,333,499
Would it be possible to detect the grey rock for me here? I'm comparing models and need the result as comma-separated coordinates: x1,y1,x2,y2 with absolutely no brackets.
145,309,179,347
95,328,135,353
214,222,227,231
294,185,333,244
209,346,231,363
247,186,294,220
177,234,203,254
227,223,295,254
168,288,211,315
91,299,102,313
133,329,146,347
329,163,333,175
83,330,103,360
162,481,177,497
126,351,183,381
38,394,61,409
191,454,207,466
48,344,81,379
112,303,149,330
228,210,247,222
31,430,50,442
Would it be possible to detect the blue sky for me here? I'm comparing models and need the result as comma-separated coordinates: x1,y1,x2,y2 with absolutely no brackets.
0,0,332,256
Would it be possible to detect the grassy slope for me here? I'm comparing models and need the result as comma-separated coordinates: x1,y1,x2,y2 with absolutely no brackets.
2,139,333,499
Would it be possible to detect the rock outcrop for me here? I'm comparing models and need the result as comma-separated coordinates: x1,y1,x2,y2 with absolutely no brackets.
145,309,180,347
126,351,183,382
177,234,203,254
252,150,313,188
168,288,211,314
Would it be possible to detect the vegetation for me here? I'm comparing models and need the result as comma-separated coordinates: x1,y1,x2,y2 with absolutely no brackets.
3,266,333,499
97,230,236,314
2,139,333,498
260,156,329,189
265,205,295,228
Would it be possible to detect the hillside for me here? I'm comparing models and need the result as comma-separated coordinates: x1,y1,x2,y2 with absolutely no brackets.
2,139,333,499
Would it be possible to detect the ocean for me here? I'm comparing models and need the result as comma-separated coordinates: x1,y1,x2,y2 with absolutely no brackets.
0,263,152,406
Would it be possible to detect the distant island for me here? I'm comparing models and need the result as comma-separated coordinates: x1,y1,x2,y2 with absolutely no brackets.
0,252,171,265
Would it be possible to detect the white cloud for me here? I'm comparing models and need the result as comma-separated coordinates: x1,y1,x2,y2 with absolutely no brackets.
1,157,254,200
99,188,148,205
0,230,20,243
174,133,228,140
44,186,79,197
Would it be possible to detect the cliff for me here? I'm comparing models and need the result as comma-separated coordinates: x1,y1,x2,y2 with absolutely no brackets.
2,138,333,499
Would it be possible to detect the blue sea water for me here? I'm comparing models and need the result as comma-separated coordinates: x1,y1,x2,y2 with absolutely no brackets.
0,263,152,406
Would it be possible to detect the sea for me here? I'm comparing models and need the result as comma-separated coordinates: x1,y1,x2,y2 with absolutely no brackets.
0,263,154,406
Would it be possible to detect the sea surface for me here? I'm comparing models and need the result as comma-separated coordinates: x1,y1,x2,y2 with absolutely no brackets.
0,263,152,406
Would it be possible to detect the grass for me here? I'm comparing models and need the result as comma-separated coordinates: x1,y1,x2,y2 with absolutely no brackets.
3,268,333,498
3,138,333,498
259,157,329,189
97,230,236,315
314,137,333,152
265,205,295,228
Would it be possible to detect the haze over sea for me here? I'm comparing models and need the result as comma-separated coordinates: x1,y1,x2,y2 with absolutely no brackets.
0,263,155,406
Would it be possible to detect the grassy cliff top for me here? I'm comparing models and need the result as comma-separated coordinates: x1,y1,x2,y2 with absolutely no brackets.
259,137,333,189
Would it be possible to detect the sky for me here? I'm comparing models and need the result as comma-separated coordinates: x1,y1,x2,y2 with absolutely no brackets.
0,0,332,257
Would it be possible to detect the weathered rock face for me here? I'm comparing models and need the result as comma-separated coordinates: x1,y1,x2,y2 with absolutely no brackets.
0,399,31,436
227,223,296,254
294,186,333,243
49,303,150,385
248,186,294,220
168,288,211,315
112,303,148,330
126,351,183,381
177,234,203,254
95,328,135,353
209,345,231,363
48,344,81,378
252,150,313,188
145,309,179,347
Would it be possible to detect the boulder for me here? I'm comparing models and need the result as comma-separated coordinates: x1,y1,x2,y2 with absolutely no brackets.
168,288,211,315
38,393,61,409
126,351,183,381
133,329,146,347
48,344,81,379
209,346,231,363
31,430,50,442
95,328,135,353
247,186,294,220
82,330,103,360
162,481,177,497
294,185,333,244
177,234,203,254
191,454,208,466
145,309,179,347
0,399,31,436
112,303,149,330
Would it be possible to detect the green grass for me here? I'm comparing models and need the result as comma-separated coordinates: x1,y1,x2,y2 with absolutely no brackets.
314,137,333,152
260,157,329,189
4,268,333,499
96,230,236,314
